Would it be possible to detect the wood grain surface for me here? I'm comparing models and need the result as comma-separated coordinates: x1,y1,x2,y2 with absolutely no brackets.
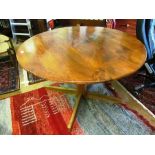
16,26,147,84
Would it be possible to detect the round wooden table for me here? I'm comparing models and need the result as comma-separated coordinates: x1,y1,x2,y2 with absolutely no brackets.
17,26,147,130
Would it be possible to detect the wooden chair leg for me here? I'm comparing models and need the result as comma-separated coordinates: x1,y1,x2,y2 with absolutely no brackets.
7,49,13,65
7,48,18,72
9,39,18,72
9,39,16,54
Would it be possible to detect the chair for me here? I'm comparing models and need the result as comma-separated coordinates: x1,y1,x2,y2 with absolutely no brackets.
106,19,116,28
135,19,155,92
47,19,55,29
0,34,17,70
0,34,15,51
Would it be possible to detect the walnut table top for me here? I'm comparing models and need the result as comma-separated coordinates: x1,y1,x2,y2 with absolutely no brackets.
17,26,147,84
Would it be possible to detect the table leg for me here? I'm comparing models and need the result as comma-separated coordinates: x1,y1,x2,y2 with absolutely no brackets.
45,86,77,94
85,91,130,105
67,84,86,130
45,84,131,131
45,84,86,131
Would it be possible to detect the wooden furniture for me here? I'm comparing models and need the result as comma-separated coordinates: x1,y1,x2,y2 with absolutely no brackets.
115,19,137,36
0,34,17,68
0,34,15,50
31,19,48,34
0,19,12,37
54,19,106,27
16,26,147,130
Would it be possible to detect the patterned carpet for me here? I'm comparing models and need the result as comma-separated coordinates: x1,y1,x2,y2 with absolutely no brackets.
27,72,44,85
119,70,155,114
0,83,154,135
0,57,19,95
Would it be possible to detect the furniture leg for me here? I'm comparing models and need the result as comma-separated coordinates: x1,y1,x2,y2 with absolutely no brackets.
45,84,132,131
85,91,128,105
45,86,77,94
67,84,86,130
45,84,86,131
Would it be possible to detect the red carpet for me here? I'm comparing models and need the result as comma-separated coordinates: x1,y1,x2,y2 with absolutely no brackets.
10,84,84,135
1,83,154,134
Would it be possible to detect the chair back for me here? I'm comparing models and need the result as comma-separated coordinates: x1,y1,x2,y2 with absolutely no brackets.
136,19,155,60
136,19,152,60
146,19,155,59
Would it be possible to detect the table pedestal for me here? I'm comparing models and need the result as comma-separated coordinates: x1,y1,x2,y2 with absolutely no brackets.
45,84,128,131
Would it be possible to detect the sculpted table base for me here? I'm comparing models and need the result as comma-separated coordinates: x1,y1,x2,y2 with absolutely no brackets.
45,83,126,131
